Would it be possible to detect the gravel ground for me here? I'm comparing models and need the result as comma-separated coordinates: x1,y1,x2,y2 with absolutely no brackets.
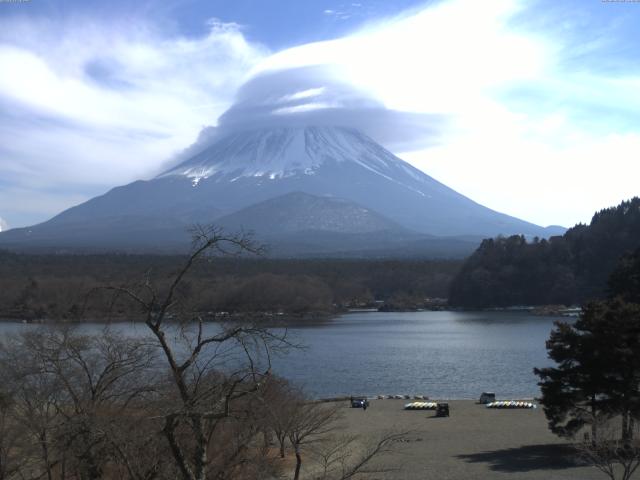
332,399,605,480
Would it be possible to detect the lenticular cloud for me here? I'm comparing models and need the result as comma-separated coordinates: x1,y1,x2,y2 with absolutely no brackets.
168,65,447,166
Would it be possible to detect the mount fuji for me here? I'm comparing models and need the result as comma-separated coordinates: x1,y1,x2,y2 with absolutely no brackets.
0,126,564,256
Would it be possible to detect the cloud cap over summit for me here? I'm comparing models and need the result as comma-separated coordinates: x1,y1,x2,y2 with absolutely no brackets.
171,65,446,164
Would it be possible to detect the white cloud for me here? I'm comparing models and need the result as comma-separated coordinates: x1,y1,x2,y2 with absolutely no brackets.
0,217,8,233
401,127,640,228
183,65,443,155
0,16,268,226
280,87,326,102
243,0,640,227
254,0,548,112
272,102,336,115
0,18,265,135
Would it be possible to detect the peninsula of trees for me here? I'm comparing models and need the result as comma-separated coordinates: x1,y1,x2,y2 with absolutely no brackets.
449,198,640,308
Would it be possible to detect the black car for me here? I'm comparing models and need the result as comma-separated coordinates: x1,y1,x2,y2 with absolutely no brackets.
350,397,370,408
435,402,450,417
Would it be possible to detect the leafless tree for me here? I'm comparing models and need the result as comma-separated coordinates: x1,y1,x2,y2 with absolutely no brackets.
0,390,32,480
256,376,298,458
286,398,343,480
3,348,63,480
103,225,291,480
0,326,160,480
308,431,405,480
578,418,640,480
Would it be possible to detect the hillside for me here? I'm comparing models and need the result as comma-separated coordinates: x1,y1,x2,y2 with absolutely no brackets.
448,197,640,307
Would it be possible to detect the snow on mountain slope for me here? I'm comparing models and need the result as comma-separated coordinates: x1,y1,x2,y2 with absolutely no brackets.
160,126,426,194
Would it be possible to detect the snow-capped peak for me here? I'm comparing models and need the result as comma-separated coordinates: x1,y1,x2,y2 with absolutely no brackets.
159,126,418,187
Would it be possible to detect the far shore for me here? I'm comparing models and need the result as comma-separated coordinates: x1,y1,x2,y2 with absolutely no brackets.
0,304,581,324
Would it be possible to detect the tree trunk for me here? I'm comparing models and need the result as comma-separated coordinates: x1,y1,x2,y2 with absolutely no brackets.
163,416,196,480
39,430,53,480
293,444,302,480
591,395,598,444
192,415,208,480
622,410,630,444
79,446,103,480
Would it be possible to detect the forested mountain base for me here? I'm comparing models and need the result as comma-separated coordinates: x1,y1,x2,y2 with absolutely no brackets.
0,252,461,321
449,197,640,308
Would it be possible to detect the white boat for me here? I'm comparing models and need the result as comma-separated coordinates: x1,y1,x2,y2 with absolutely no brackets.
404,401,438,410
486,400,536,409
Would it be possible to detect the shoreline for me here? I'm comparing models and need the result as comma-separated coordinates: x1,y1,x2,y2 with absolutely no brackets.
317,396,539,402
0,304,580,324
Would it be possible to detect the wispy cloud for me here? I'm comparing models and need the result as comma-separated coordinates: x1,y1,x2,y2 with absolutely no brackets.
0,15,267,227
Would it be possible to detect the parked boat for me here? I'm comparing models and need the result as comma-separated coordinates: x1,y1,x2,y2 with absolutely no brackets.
404,401,438,410
486,401,536,409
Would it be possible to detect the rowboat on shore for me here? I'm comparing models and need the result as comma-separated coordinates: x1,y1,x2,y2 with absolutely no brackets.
486,401,536,409
404,401,438,410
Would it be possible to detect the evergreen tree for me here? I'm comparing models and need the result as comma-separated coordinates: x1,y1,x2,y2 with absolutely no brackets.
598,299,640,442
609,248,640,304
534,305,613,441
535,252,640,443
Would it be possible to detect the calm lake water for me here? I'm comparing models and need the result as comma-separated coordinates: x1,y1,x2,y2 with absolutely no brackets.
0,311,561,399
270,311,560,399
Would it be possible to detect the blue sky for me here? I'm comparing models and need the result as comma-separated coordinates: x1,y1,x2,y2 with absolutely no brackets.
7,0,430,48
0,0,639,230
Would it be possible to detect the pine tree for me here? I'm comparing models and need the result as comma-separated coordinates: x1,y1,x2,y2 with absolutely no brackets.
535,277,640,443
534,307,613,441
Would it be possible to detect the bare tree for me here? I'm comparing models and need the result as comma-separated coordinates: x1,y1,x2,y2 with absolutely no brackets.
256,376,298,458
0,390,32,480
286,398,343,480
257,380,406,480
578,418,640,480
0,326,160,480
6,353,63,480
104,226,290,480
308,432,405,480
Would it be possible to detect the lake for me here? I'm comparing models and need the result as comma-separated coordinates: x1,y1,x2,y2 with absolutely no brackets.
270,311,560,399
0,310,561,400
